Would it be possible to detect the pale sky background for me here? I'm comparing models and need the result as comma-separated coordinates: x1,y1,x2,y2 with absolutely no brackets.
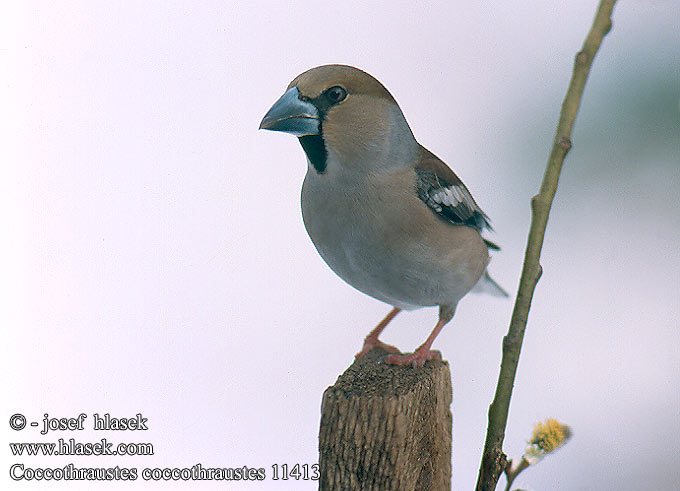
2,1,679,490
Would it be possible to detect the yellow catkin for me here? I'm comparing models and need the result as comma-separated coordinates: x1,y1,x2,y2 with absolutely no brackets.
529,418,572,453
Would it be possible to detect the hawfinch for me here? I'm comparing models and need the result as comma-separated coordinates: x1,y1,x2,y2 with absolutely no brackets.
260,64,507,367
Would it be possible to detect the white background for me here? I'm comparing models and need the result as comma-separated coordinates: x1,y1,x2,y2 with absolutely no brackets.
2,1,679,489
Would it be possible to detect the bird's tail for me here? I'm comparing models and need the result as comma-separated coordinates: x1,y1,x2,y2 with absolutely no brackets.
472,270,509,298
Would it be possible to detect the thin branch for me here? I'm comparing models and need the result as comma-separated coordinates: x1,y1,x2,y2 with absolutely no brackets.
475,1,618,490
503,458,530,491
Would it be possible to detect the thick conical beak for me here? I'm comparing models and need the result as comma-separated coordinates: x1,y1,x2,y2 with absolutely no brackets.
259,87,320,136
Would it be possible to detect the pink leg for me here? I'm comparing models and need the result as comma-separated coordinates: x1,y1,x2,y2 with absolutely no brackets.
384,317,448,368
355,307,402,359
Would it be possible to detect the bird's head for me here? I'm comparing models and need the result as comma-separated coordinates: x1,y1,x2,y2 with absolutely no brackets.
260,64,417,174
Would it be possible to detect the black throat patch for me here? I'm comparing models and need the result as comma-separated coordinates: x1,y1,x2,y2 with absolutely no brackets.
298,135,327,174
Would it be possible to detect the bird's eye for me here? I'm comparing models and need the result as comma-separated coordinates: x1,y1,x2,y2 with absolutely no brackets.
325,86,347,103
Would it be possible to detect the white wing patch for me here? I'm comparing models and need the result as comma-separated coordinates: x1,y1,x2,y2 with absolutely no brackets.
414,166,492,231
429,185,475,215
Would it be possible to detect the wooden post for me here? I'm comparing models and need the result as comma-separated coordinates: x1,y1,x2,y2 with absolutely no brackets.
319,348,453,490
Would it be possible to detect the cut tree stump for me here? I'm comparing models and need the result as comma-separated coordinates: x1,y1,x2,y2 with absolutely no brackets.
319,347,453,490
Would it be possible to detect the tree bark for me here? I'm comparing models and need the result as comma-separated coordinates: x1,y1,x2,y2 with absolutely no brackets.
319,348,452,490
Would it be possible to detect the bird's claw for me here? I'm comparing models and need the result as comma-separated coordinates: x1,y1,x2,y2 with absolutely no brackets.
355,338,401,359
383,348,442,368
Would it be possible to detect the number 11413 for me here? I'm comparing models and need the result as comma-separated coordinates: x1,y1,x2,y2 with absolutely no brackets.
271,464,319,481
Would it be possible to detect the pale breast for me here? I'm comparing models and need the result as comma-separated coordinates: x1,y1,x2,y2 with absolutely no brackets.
300,167,488,309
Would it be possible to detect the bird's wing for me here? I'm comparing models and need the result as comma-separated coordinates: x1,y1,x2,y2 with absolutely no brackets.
414,146,493,234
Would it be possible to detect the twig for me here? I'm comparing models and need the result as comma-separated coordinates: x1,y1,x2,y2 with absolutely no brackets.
475,1,618,490
503,458,530,491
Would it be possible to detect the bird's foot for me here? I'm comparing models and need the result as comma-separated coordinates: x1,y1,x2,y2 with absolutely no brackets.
383,348,442,368
355,338,401,359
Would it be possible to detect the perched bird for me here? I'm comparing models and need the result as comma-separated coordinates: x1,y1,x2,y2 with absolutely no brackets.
259,64,507,367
